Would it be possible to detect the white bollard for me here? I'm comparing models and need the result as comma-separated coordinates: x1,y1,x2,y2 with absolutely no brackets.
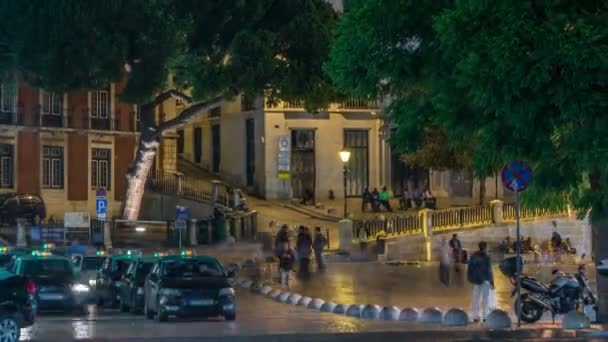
189,219,198,246
16,219,27,248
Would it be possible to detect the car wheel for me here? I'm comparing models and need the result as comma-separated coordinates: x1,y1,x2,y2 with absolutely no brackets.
144,301,154,320
0,315,21,342
156,310,168,322
225,313,236,321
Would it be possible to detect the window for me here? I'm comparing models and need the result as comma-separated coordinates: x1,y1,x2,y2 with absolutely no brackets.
91,88,110,119
91,148,111,189
0,83,15,113
42,91,63,115
209,106,221,118
42,146,64,188
0,144,13,188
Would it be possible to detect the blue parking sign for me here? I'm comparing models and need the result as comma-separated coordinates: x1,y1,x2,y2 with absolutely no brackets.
96,198,108,214
176,206,190,220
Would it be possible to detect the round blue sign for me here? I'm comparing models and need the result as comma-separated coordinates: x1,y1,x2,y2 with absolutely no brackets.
501,161,532,193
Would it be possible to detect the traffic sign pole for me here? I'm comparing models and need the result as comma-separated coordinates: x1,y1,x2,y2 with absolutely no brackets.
514,181,522,328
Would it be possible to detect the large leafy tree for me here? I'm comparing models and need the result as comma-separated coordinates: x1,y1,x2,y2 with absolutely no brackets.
327,0,608,319
1,0,337,220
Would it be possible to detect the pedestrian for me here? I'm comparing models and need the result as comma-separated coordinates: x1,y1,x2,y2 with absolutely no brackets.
449,233,462,270
412,188,423,208
371,188,380,212
296,226,312,279
551,221,563,263
467,241,494,323
275,224,290,257
279,248,295,288
439,237,451,286
361,188,372,212
400,187,411,210
379,186,392,212
313,227,327,271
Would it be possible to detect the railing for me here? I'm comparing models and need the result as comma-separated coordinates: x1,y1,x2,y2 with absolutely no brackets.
353,213,423,241
8,106,138,132
338,98,379,109
432,206,493,231
503,203,567,221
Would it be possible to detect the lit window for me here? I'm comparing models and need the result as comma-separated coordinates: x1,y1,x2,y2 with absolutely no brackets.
91,148,111,190
42,146,64,188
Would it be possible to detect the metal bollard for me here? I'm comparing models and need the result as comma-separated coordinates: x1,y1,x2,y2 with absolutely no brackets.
16,218,27,248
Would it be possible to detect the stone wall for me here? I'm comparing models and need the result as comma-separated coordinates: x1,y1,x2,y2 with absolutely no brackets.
140,191,213,221
385,215,591,262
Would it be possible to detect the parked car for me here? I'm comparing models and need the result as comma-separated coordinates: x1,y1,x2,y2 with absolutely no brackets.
119,256,158,314
0,193,46,225
0,268,37,342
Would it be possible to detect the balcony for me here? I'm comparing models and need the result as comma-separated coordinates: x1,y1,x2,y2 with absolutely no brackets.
264,97,379,111
40,113,66,128
338,98,379,110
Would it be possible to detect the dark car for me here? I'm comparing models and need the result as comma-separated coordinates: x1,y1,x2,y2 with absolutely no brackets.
10,253,89,313
119,257,157,314
0,193,46,225
0,268,36,342
96,254,136,308
143,255,236,322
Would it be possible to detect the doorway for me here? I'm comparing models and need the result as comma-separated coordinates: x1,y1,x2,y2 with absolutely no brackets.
291,129,315,200
211,125,220,173
193,127,202,163
245,119,255,187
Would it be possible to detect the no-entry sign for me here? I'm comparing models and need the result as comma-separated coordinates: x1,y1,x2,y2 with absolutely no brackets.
501,161,532,192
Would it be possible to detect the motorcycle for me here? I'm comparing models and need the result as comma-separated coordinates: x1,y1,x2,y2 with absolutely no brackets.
500,257,596,323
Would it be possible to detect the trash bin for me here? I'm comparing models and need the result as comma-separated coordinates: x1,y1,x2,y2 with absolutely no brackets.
376,232,387,255
197,220,211,245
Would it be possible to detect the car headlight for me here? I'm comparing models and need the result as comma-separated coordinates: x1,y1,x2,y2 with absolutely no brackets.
136,287,144,295
159,288,181,296
219,288,235,297
88,279,96,287
72,283,90,293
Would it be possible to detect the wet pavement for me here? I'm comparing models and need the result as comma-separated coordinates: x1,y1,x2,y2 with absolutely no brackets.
254,261,596,322
20,289,602,342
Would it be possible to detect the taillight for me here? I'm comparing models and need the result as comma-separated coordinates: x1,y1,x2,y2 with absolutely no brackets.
26,280,36,295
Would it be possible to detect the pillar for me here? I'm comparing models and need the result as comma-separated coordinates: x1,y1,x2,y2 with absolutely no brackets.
16,219,27,248
103,221,112,249
189,219,198,247
338,219,354,252
491,200,504,225
175,172,184,195
421,209,433,262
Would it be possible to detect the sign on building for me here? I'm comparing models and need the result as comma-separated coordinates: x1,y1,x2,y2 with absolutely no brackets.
278,136,291,179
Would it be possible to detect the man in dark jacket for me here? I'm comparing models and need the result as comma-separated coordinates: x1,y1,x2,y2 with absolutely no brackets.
467,241,494,322
313,227,327,270
449,234,463,267
296,226,313,278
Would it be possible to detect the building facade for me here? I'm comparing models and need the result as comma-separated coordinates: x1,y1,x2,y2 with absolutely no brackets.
0,79,146,220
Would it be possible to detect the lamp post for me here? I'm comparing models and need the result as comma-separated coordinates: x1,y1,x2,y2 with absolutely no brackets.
339,150,351,219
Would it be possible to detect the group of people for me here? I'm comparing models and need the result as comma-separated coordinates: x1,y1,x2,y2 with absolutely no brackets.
361,187,393,212
401,187,435,210
274,224,328,288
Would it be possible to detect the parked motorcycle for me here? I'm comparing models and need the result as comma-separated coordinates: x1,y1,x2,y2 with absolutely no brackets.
500,257,596,323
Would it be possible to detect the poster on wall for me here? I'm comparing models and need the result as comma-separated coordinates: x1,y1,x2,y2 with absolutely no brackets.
278,135,290,179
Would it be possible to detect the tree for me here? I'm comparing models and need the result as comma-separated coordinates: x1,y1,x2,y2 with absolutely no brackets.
327,0,608,320
1,0,338,220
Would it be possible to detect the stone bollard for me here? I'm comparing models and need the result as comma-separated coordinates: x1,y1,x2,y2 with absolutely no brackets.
103,220,112,249
562,311,590,330
298,297,312,307
320,302,337,313
267,289,281,299
287,294,302,305
16,218,27,248
485,309,512,329
307,298,325,310
346,305,363,318
278,292,291,303
338,219,354,252
260,286,273,295
361,305,382,320
381,306,401,321
333,304,347,314
491,200,504,225
443,308,469,326
420,307,443,324
400,307,420,321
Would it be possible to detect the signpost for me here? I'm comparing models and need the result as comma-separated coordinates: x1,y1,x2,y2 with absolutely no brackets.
277,136,290,180
501,161,532,327
175,206,191,249
96,188,108,221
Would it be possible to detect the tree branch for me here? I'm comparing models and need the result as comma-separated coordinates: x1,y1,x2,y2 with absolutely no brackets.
158,96,223,132
142,89,193,110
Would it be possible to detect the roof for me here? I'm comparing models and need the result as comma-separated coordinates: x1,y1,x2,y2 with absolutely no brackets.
138,257,159,263
159,255,219,263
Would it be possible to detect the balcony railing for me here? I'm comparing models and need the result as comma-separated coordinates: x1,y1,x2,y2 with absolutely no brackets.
265,97,379,111
338,98,379,110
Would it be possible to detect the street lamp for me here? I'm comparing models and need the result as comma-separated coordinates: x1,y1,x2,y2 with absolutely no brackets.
339,150,351,219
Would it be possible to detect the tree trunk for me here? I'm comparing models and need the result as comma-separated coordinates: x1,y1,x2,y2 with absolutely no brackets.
122,126,161,220
590,167,608,322
478,178,486,206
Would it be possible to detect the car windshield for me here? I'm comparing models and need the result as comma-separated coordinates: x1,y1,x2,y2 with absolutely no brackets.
162,259,223,278
112,259,133,274
82,257,105,271
22,259,72,278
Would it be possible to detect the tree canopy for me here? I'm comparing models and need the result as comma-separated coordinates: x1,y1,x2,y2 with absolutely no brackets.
0,0,338,110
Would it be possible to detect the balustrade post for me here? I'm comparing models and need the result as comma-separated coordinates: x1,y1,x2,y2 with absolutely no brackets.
491,200,504,225
211,180,221,207
421,209,434,262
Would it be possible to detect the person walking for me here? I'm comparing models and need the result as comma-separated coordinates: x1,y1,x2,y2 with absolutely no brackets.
449,233,462,270
467,241,494,323
439,237,451,286
279,248,295,288
275,224,290,257
313,227,328,271
296,226,313,279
